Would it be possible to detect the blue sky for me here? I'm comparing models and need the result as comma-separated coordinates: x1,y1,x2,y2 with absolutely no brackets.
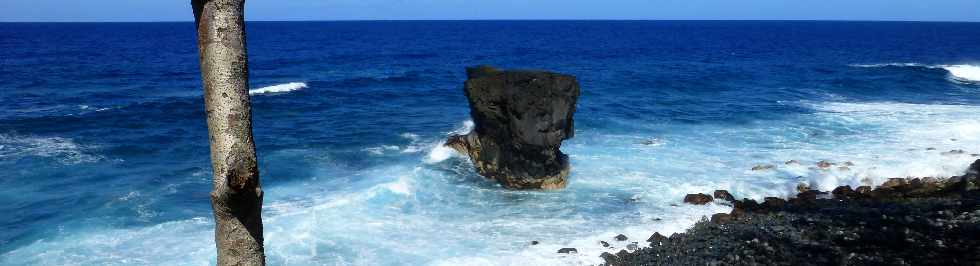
1,0,978,22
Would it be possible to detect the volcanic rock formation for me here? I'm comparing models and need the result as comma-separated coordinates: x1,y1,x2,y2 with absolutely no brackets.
447,66,580,189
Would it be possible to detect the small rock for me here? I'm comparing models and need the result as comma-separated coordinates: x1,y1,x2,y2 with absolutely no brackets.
832,185,857,199
640,139,661,146
941,149,966,156
785,160,800,165
816,160,833,168
711,213,732,224
751,164,775,171
843,161,855,166
881,178,907,188
614,234,628,241
971,154,980,157
647,232,667,243
713,190,735,202
683,193,713,205
763,197,786,208
557,248,577,254
600,252,619,264
796,183,811,193
796,190,822,201
926,147,936,151
599,241,610,247
838,166,851,171
968,159,980,175
530,240,539,245
856,186,872,194
626,242,639,251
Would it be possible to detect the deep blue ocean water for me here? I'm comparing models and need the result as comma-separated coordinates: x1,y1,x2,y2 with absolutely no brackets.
1,21,980,265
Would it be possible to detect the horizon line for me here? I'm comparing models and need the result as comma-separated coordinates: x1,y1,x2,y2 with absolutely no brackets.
2,18,979,23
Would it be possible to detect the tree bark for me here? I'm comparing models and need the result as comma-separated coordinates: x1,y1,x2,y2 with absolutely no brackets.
191,0,265,265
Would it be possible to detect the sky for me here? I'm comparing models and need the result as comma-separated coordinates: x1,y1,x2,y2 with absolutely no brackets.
1,0,978,22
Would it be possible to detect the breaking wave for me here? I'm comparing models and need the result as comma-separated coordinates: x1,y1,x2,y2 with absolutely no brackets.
850,63,980,83
249,82,308,95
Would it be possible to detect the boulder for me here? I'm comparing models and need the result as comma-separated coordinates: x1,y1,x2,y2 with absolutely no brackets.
614,234,629,241
683,193,714,205
881,178,907,188
968,159,980,176
713,190,735,202
446,66,580,189
647,232,667,243
711,213,732,224
832,185,858,199
557,248,578,254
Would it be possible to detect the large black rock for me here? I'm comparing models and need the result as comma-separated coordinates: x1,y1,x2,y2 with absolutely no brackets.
447,66,580,189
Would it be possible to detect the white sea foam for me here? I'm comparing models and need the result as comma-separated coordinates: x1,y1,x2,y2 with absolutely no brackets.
424,120,473,164
0,134,101,164
6,101,980,265
249,82,308,95
942,64,980,83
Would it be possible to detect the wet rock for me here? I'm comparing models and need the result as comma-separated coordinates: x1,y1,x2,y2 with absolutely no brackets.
796,183,811,193
785,160,800,165
926,147,937,151
600,241,610,247
882,178,907,188
711,213,732,224
838,166,851,171
557,248,577,254
832,185,858,199
752,164,775,171
446,66,580,189
941,149,966,156
614,234,628,241
683,193,713,205
763,197,786,208
843,161,855,166
530,240,539,245
796,190,825,201
626,242,639,251
607,160,980,266
968,159,980,175
713,190,735,202
640,139,662,146
817,160,833,169
647,232,667,244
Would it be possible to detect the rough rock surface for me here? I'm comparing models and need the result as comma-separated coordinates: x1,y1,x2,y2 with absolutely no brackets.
447,66,580,189
604,160,980,266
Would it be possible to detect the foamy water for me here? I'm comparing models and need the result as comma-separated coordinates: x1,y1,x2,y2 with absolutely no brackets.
5,99,979,265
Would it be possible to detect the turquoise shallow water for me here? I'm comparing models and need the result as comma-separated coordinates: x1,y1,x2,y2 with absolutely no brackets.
1,21,980,265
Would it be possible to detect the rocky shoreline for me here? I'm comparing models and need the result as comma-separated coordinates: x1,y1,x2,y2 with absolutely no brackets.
600,160,980,266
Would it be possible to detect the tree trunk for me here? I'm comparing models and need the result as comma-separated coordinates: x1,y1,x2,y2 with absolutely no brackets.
191,0,265,265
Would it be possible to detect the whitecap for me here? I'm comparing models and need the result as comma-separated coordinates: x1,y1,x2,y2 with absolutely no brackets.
941,64,980,83
249,82,307,95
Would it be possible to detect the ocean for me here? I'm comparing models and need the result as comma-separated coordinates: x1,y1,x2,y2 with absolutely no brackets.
1,21,979,265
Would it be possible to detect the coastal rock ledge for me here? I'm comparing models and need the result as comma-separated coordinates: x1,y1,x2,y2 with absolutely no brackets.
447,66,580,189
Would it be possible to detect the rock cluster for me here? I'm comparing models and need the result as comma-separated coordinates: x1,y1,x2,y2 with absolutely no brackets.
447,66,580,189
604,159,980,265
